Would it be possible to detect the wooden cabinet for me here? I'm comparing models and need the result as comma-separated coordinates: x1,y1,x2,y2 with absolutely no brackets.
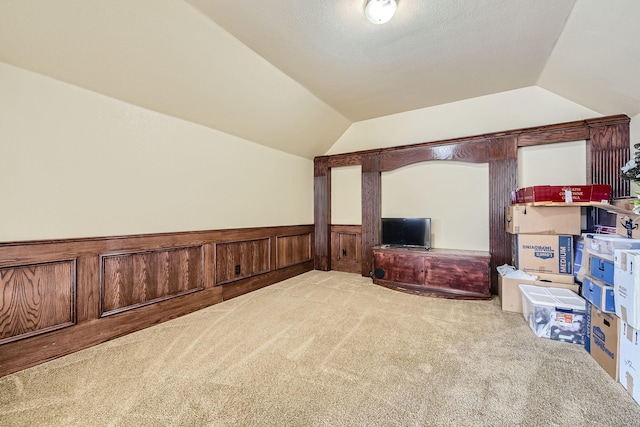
372,246,491,299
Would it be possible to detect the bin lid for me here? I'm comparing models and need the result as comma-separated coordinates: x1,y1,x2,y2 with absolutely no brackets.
518,284,585,311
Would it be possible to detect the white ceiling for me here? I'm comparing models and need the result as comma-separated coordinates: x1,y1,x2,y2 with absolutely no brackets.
186,0,575,121
1,0,640,158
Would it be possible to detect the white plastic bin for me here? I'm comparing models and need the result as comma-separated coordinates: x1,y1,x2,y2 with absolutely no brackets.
584,234,640,261
518,284,586,344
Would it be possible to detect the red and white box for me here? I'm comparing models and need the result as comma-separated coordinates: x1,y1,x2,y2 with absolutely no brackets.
513,184,611,205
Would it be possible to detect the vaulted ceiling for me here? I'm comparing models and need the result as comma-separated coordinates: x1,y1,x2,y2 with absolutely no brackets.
1,0,639,158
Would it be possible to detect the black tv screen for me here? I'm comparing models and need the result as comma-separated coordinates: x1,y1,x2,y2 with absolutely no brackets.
381,218,431,249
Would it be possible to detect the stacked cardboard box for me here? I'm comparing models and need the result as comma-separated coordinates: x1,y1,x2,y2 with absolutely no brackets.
499,205,581,314
507,205,579,277
613,249,640,405
578,232,640,393
584,300,620,381
507,189,640,407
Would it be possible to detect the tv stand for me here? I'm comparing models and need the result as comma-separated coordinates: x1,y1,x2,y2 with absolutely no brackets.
383,244,429,251
372,246,491,299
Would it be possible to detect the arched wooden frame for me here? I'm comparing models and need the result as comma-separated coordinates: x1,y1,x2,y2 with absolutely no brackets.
314,114,630,294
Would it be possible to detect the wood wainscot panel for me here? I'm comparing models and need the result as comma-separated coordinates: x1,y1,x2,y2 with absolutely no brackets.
221,260,313,301
276,233,312,269
0,260,76,344
215,238,271,285
100,246,204,317
330,225,362,274
0,224,313,377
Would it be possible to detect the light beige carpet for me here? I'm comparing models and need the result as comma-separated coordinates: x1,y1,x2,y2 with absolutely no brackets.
1,270,639,426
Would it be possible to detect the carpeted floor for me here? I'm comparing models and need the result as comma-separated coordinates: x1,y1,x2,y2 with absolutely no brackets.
1,270,639,426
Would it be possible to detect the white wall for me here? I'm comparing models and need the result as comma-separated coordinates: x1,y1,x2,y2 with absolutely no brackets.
382,162,489,251
0,62,313,241
518,140,587,187
329,86,600,251
331,166,361,225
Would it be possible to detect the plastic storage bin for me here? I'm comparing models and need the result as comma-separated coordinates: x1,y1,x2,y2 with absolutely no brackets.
584,234,640,261
519,284,586,344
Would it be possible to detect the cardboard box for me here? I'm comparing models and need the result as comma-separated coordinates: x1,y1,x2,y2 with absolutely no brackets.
612,198,636,211
585,303,620,381
505,205,581,235
589,255,614,285
591,184,612,204
535,271,576,284
498,275,579,313
584,300,592,352
574,236,587,283
519,284,586,344
582,275,615,313
616,213,640,239
513,234,573,275
515,185,611,205
614,249,640,329
619,322,640,405
523,185,592,204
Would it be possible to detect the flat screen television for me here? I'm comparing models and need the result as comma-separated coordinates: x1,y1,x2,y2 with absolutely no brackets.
381,217,431,249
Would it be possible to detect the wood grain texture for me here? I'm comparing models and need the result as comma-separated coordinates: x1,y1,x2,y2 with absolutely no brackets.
101,246,203,316
361,153,381,277
380,139,489,171
221,261,313,301
76,255,99,322
424,255,490,296
319,115,628,162
373,251,425,284
326,153,363,168
276,233,312,269
489,139,518,295
517,126,590,147
0,261,75,344
215,239,270,285
589,122,631,199
0,224,313,377
372,247,490,299
331,225,361,274
0,285,224,377
314,157,331,271
490,136,518,161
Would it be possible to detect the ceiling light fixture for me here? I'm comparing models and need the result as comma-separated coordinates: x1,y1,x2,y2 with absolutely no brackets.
364,0,397,25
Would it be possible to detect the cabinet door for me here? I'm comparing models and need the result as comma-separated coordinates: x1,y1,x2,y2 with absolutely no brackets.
337,232,358,263
424,256,489,296
373,252,425,285
332,229,361,273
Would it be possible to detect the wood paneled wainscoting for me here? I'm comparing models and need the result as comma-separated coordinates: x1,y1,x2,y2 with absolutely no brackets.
0,225,313,377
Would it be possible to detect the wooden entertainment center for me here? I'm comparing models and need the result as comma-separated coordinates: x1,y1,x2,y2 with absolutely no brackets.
314,115,631,295
372,246,491,299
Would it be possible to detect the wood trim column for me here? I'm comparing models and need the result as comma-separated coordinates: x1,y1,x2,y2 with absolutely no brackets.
361,153,381,277
587,117,631,199
489,137,518,294
314,157,331,270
